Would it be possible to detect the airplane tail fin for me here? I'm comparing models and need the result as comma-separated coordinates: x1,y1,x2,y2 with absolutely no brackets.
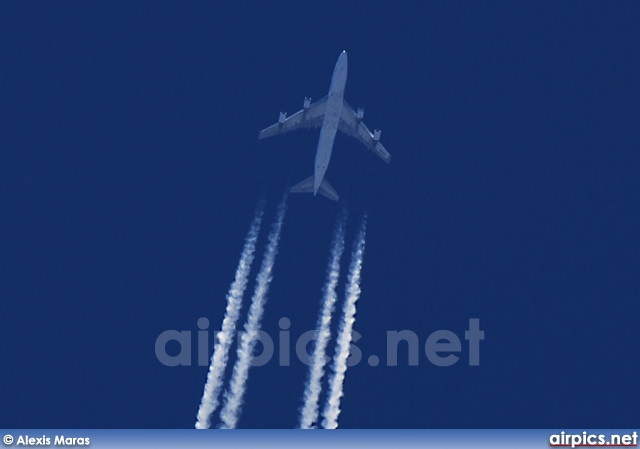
290,175,340,202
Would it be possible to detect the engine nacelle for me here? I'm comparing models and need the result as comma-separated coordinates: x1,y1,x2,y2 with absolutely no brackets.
357,107,364,121
279,112,287,124
373,129,381,141
303,97,311,110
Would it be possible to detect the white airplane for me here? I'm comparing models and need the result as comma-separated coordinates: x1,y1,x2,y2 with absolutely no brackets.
259,51,391,201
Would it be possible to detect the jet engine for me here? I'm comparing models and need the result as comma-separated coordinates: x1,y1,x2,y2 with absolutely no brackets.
357,107,364,121
373,129,381,141
279,112,287,124
303,97,311,110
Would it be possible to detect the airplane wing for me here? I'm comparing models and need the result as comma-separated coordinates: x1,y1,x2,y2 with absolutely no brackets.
258,96,328,139
338,100,391,163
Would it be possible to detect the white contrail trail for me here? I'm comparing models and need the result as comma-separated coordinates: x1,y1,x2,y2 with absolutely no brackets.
219,193,288,429
322,216,367,429
299,210,347,429
195,201,265,429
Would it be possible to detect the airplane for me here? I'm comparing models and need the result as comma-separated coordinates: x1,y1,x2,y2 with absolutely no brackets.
258,50,391,201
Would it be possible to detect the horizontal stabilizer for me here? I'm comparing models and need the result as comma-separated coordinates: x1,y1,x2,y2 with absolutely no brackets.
290,175,339,202
318,178,339,201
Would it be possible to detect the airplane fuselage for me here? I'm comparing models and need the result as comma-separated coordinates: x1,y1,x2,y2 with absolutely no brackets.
258,49,389,202
314,51,348,194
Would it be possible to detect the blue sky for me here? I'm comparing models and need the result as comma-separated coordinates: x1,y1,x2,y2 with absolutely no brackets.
1,2,639,428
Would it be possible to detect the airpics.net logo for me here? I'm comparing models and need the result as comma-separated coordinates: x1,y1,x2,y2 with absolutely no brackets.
154,317,484,367
549,431,638,448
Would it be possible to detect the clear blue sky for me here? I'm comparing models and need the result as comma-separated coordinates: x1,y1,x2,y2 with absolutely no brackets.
1,1,638,428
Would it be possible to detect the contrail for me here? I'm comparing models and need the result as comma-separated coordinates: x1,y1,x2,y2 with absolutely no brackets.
322,216,367,429
299,209,347,429
219,192,289,429
195,201,265,429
